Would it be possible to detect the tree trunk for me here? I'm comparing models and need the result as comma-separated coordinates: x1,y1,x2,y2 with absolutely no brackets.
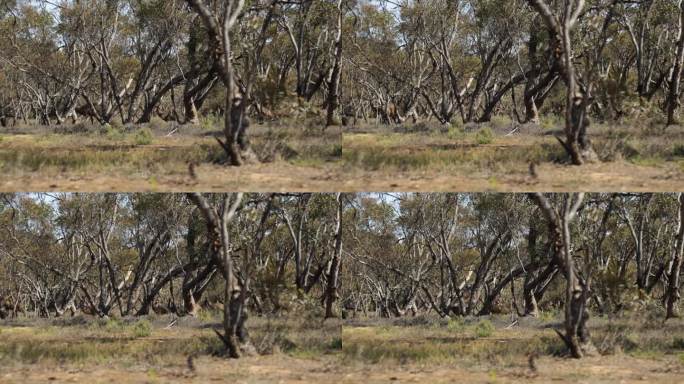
325,0,343,128
186,0,247,166
667,1,684,126
532,193,595,358
189,193,246,358
528,0,594,165
666,193,684,318
325,193,344,318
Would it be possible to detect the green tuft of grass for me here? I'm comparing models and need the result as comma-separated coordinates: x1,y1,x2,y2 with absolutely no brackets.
447,317,466,332
474,320,495,338
475,127,495,145
132,320,152,338
134,128,154,145
104,124,125,141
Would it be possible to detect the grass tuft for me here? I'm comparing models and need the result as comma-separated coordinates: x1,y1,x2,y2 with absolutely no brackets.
474,320,495,338
475,127,495,145
134,128,154,146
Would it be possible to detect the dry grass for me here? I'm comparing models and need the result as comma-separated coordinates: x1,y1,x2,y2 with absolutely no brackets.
0,314,342,383
342,120,684,192
2,312,683,383
0,123,341,191
340,313,684,383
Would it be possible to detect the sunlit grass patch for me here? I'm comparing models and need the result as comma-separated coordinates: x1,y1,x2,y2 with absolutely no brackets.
0,122,341,177
0,315,342,367
343,132,561,172
341,323,554,366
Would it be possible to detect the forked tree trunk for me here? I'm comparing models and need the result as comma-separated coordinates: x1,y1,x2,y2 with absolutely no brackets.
533,193,595,358
528,0,594,165
665,193,684,319
189,193,247,358
186,0,247,166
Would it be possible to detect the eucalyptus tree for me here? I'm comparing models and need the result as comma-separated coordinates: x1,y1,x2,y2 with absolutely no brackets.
189,192,250,358
665,193,684,318
526,0,621,165
666,1,684,125
532,193,597,358
184,0,250,165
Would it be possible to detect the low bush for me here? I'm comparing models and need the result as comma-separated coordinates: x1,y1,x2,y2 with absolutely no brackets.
475,127,495,145
674,144,684,157
132,320,152,338
447,317,466,332
134,127,154,145
104,124,125,141
474,320,494,338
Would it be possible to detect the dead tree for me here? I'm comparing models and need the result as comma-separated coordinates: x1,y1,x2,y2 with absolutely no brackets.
532,193,596,358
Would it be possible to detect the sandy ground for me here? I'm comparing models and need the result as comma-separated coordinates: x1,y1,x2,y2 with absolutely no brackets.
340,355,684,384
2,353,682,383
340,161,684,192
0,355,339,384
0,162,344,192
1,160,680,193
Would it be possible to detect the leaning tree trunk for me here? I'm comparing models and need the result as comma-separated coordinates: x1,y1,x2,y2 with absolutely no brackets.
667,1,684,126
666,193,684,319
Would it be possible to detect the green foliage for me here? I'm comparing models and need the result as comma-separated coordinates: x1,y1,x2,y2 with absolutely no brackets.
329,337,342,350
540,115,561,131
103,318,124,332
131,320,152,338
475,127,494,145
538,309,560,322
474,320,494,338
197,309,218,323
447,119,465,140
674,144,684,157
104,124,125,141
134,128,154,145
673,337,684,350
199,114,221,130
447,317,466,332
